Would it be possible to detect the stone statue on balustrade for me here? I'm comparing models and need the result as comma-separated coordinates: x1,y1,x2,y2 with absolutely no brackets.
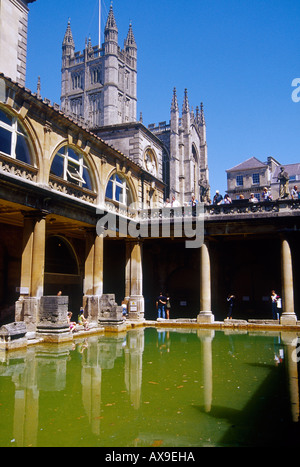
278,167,289,199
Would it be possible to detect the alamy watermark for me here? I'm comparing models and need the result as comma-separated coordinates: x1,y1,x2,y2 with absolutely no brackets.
96,202,205,249
292,337,300,363
291,78,300,102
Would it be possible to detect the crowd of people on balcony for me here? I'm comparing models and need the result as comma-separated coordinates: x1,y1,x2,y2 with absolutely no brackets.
163,183,300,210
212,184,300,206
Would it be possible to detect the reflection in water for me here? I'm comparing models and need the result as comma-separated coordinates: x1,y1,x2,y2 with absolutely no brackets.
0,329,299,447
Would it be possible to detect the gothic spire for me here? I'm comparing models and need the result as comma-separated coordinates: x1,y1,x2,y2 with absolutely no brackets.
62,19,75,63
125,23,137,48
200,102,206,125
182,88,190,113
125,22,137,59
196,106,200,125
37,76,41,99
63,19,75,48
104,3,118,53
171,87,179,112
105,3,118,32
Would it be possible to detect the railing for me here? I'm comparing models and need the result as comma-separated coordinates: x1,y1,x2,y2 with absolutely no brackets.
139,206,197,221
0,154,38,183
206,198,300,217
49,174,97,205
138,199,300,222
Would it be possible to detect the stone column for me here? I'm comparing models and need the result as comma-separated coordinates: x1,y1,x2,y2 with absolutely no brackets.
30,214,46,299
197,242,214,323
281,333,300,423
198,330,215,412
280,238,297,325
18,214,35,297
125,239,144,321
94,234,104,296
15,211,47,332
84,229,95,297
83,230,104,323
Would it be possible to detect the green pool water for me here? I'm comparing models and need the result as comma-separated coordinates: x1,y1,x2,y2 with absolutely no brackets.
0,327,299,447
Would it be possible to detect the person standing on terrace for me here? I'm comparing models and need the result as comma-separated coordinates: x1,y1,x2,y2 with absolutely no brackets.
213,190,223,205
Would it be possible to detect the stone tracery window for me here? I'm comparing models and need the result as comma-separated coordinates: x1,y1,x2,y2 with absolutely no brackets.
90,67,102,85
50,145,93,190
0,107,31,164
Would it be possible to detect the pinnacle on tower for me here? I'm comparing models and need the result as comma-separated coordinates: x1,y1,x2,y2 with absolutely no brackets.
125,23,137,57
200,102,206,125
125,23,136,47
195,106,200,124
104,3,118,54
171,87,179,112
182,88,190,113
62,19,75,63
105,3,118,32
63,19,75,48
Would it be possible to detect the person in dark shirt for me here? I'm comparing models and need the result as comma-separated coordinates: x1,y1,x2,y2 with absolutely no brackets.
226,294,235,319
213,190,223,205
156,292,167,320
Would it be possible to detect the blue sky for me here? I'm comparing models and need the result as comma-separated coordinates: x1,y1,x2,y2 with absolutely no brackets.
26,0,300,197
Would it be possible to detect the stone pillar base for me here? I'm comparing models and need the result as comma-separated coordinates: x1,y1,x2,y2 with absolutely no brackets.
15,297,40,333
280,313,297,326
197,311,214,324
83,295,102,324
36,296,72,340
128,295,144,321
98,294,124,325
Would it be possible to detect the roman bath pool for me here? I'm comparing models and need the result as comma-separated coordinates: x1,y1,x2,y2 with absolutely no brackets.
0,327,299,447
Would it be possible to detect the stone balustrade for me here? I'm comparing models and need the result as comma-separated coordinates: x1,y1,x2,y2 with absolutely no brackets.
137,199,300,222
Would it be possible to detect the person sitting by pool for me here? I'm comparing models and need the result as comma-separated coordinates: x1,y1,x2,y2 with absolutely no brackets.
67,311,76,332
122,300,128,320
78,308,89,330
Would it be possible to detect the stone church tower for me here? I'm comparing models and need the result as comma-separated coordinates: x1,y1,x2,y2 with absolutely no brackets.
149,88,210,204
61,4,210,205
61,4,137,128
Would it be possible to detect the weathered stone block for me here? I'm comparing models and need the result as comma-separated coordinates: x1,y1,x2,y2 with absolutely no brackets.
98,294,123,323
0,322,27,341
37,296,70,334
15,297,40,333
83,295,100,323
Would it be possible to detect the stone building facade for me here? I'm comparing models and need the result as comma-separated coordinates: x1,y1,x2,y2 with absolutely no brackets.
227,156,300,201
0,0,36,87
0,0,299,335
60,5,210,206
0,71,165,331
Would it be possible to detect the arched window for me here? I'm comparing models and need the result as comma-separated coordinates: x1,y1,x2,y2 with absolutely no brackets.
105,173,131,206
50,145,93,190
0,107,31,164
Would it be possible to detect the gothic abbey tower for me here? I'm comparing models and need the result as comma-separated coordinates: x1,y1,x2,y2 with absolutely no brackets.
61,4,210,205
61,5,137,127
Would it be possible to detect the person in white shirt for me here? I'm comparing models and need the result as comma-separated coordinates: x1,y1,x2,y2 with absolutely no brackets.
171,196,180,207
249,193,258,203
291,185,299,200
261,187,272,201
